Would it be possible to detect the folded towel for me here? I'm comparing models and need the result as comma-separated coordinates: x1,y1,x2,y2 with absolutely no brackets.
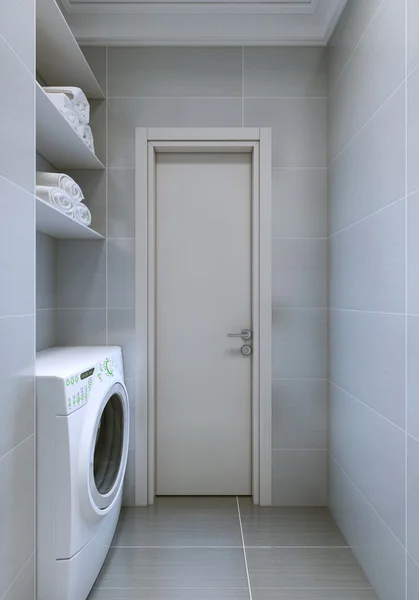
45,91,72,112
76,122,95,153
36,172,84,203
43,86,90,123
36,186,74,215
73,203,92,227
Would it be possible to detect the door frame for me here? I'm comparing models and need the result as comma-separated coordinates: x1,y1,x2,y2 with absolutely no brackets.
134,127,272,506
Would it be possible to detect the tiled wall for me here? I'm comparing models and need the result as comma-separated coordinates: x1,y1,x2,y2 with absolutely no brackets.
0,0,36,597
102,46,328,504
328,1,419,598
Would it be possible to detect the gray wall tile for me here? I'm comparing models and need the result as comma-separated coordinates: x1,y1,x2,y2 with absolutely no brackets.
0,436,34,599
0,178,35,317
408,0,419,75
328,0,405,160
329,457,406,600
56,309,106,346
408,435,419,565
244,97,327,168
272,379,328,450
108,169,135,238
36,309,57,352
272,309,327,379
1,554,34,600
36,232,57,310
0,37,34,193
329,309,405,427
408,555,419,600
407,65,419,195
107,239,135,309
329,383,406,544
81,46,107,93
408,190,419,314
329,85,405,234
408,316,419,440
272,239,327,309
108,97,241,168
0,0,34,74
56,240,106,309
329,200,405,313
0,316,34,459
272,168,327,239
243,47,327,98
107,309,135,379
108,47,242,98
272,449,327,506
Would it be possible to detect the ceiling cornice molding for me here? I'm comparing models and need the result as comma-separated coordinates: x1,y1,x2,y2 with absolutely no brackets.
60,0,347,45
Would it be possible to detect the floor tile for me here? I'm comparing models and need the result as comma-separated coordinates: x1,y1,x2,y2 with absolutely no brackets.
89,589,250,599
252,590,377,599
113,511,242,547
246,548,372,589
93,548,248,590
122,496,239,517
239,507,347,547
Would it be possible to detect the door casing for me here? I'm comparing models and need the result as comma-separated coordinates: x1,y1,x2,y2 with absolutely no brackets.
134,127,272,506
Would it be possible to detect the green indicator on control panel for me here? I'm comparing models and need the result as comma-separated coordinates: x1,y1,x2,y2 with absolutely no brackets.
81,368,95,381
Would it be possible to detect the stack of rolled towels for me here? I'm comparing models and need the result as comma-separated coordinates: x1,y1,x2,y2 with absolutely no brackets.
43,86,95,154
36,172,92,227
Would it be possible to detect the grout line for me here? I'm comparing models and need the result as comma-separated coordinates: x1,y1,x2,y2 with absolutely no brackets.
110,544,351,549
0,313,35,320
236,497,253,600
241,47,244,127
329,195,405,238
405,0,409,597
105,95,327,100
0,433,34,463
329,307,405,317
328,0,385,96
0,32,34,78
331,79,405,164
272,237,328,241
330,381,406,435
105,45,109,346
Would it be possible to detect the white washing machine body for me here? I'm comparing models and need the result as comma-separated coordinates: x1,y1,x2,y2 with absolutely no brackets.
36,346,130,600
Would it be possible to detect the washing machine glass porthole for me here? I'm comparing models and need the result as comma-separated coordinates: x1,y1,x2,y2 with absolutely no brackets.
93,393,124,495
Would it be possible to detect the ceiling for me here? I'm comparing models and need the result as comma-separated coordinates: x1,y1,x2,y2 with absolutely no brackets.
59,0,348,46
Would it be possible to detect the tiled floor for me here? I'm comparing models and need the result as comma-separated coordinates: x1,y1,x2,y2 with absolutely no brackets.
89,497,378,599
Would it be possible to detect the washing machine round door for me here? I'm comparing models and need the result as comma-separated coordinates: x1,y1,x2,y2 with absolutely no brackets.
88,381,129,511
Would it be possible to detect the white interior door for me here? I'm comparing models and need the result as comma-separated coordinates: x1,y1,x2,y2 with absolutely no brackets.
155,152,252,496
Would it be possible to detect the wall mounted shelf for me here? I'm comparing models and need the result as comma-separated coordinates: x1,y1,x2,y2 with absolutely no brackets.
36,0,104,99
36,83,105,170
36,196,104,240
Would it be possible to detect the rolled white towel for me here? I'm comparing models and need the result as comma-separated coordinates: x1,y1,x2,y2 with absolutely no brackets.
76,122,95,153
36,172,84,203
43,86,90,123
36,186,74,215
62,106,79,130
73,203,92,227
45,91,72,112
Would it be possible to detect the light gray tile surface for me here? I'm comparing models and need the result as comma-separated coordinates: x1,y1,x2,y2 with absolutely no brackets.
36,309,57,352
272,239,327,309
408,0,419,74
107,310,135,379
272,168,327,239
253,591,377,600
108,97,241,167
329,383,406,544
408,555,419,600
0,0,34,73
94,548,248,589
0,436,34,599
408,436,419,565
81,46,107,93
107,239,135,309
407,65,419,195
408,316,419,439
244,97,327,168
121,496,239,517
89,589,250,600
329,199,405,313
107,169,135,238
329,84,405,234
0,177,35,317
0,316,34,459
272,449,327,506
56,240,106,309
272,379,328,450
243,47,327,98
247,547,371,589
36,232,57,310
327,0,382,90
408,190,419,314
329,458,406,600
272,309,327,379
329,309,405,427
328,0,405,160
108,47,242,98
1,555,34,600
56,309,106,345
0,37,34,193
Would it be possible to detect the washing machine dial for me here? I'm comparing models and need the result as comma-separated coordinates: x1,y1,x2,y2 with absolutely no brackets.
104,358,114,376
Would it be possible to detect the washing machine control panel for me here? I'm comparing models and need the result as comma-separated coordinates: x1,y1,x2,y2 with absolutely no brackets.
63,356,118,414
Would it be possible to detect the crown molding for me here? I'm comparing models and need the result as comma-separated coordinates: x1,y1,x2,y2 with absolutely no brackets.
59,0,347,45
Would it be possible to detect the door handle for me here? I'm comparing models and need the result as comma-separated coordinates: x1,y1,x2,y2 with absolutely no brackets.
227,329,252,340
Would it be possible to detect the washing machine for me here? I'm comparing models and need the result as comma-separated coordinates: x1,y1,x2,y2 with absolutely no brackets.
36,346,130,600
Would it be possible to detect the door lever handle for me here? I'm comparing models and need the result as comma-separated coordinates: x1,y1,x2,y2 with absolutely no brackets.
227,329,252,340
